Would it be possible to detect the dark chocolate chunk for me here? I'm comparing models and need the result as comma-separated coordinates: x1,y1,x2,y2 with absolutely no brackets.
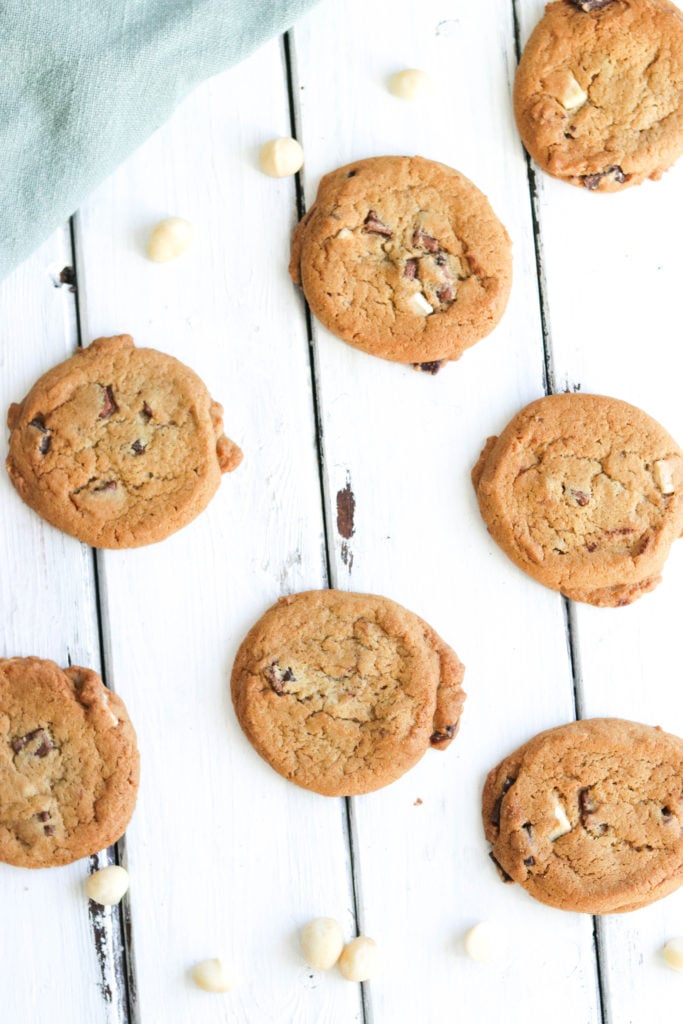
502,776,516,793
489,851,514,883
524,856,536,867
579,787,598,824
662,805,673,819
131,439,146,455
36,811,51,822
571,489,590,506
140,402,153,423
43,825,55,836
436,284,455,305
403,258,418,280
99,385,118,419
39,435,51,455
415,361,445,376
430,724,456,745
522,821,533,837
363,210,392,237
582,165,627,190
94,480,117,492
282,668,295,683
570,0,616,10
29,417,48,433
491,796,504,829
11,729,55,756
412,228,439,253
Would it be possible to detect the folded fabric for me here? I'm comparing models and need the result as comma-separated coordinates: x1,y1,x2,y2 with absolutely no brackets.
0,0,319,282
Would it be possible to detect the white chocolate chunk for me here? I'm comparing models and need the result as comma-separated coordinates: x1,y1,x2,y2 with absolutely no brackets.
336,228,353,240
549,800,572,841
663,938,683,971
409,292,433,316
654,459,675,495
338,936,379,982
388,68,433,101
146,217,194,263
258,137,304,178
464,922,504,963
191,958,236,993
300,917,345,970
544,69,587,111
85,865,130,906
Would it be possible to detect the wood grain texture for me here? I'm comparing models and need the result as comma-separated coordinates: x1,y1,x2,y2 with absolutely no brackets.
516,1,683,1019
0,228,128,1022
292,1,601,1020
73,36,360,1024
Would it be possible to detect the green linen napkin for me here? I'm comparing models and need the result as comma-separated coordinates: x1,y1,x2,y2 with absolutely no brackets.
0,0,318,282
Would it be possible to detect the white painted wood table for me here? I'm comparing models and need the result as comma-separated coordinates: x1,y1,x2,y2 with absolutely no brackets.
2,1,683,1021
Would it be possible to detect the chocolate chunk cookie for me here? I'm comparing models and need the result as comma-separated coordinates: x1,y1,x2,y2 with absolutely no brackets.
483,719,683,913
472,393,683,606
514,0,683,191
231,590,465,796
0,658,139,868
6,334,242,548
289,156,512,367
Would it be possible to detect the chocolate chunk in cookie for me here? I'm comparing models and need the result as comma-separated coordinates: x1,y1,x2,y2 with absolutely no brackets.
514,0,683,190
472,393,683,607
6,334,243,548
0,658,139,868
483,719,683,913
231,590,465,796
289,156,511,367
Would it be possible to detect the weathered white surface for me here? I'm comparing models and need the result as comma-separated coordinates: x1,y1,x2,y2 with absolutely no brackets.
2,0,683,1020
0,229,127,1022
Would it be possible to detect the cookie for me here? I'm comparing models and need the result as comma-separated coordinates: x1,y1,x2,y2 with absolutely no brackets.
0,658,139,868
289,156,512,369
472,393,683,606
230,590,465,796
483,718,683,914
514,0,683,191
6,334,242,548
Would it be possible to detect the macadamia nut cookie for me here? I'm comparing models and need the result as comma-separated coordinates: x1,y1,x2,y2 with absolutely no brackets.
6,334,242,548
231,590,465,796
472,393,683,607
514,0,683,191
289,156,512,369
0,658,139,868
483,719,683,914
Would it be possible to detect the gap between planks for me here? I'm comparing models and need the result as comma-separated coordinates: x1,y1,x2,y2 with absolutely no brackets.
282,29,370,1024
510,3,607,1022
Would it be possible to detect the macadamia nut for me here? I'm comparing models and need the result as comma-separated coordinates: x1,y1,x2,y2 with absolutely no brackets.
388,68,432,101
338,936,379,982
85,865,130,906
464,921,503,963
191,958,235,993
300,917,345,970
663,938,683,971
146,217,194,263
258,138,304,178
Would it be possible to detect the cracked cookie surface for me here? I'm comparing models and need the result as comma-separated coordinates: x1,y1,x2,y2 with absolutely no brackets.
6,334,243,548
514,0,683,191
472,393,683,606
289,156,512,367
231,590,465,796
483,718,683,913
0,658,139,868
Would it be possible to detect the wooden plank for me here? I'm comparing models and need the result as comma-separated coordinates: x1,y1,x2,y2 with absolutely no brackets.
73,37,361,1024
292,1,601,1021
0,229,127,1022
516,0,683,1019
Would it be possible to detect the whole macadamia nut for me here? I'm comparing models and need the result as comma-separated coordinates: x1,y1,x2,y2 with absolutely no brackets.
338,936,379,982
663,938,683,972
146,217,194,262
300,917,345,970
258,138,304,178
464,921,503,963
85,865,130,906
388,68,432,100
191,958,235,993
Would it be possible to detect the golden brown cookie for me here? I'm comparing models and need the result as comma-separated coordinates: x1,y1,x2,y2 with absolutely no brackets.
483,718,683,914
289,156,512,370
472,393,683,606
6,334,242,548
231,590,465,796
514,0,683,191
0,658,139,868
